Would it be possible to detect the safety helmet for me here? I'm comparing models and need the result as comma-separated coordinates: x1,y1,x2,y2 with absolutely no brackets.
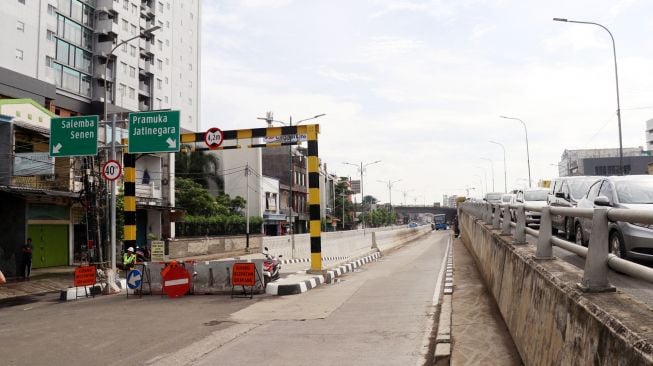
127,247,134,253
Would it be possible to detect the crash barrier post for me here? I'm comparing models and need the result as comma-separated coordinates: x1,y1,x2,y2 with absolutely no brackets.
579,208,615,292
492,204,501,229
501,205,511,236
513,205,527,245
535,207,554,259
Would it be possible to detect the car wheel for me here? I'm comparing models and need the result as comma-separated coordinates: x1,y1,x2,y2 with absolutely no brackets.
609,231,627,259
575,223,585,247
565,219,576,241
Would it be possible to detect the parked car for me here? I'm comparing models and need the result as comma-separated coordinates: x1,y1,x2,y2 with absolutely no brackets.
548,176,600,240
484,192,503,204
515,188,548,227
574,175,653,261
500,193,516,220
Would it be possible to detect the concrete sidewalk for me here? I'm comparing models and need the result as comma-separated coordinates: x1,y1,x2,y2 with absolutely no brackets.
451,238,522,365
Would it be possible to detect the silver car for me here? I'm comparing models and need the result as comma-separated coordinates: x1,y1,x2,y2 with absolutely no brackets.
575,175,653,261
547,176,600,240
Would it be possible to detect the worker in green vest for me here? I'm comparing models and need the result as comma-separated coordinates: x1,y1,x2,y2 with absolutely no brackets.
123,247,137,271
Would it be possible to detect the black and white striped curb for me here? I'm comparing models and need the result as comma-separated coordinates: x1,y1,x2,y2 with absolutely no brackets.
325,252,381,283
279,255,351,265
265,252,381,296
444,248,454,295
265,274,325,296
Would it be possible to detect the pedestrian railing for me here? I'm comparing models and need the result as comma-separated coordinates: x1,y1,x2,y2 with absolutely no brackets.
461,202,653,291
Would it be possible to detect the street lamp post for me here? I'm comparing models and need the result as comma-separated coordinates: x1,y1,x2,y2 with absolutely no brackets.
104,26,160,272
344,160,381,230
489,140,507,193
500,116,531,187
257,113,326,258
553,18,624,175
474,165,488,194
480,158,495,192
377,179,401,208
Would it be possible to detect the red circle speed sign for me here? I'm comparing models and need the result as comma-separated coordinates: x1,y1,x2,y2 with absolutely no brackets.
162,263,191,298
204,127,224,149
102,160,122,181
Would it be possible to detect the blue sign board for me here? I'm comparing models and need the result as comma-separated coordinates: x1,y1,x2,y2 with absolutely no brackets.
127,269,142,290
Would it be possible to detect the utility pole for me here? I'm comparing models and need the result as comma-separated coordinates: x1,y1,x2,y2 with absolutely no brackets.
245,162,250,252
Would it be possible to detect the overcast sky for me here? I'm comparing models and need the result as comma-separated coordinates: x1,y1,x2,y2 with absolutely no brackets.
199,0,653,205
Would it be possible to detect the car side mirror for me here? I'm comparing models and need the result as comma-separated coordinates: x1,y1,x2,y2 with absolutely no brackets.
555,192,565,198
516,199,523,203
594,196,611,207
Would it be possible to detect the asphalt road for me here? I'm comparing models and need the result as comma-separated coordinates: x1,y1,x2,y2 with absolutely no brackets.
0,231,450,366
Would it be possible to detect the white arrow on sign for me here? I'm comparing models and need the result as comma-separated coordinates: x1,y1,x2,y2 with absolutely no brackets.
166,138,177,149
128,272,142,287
53,143,62,154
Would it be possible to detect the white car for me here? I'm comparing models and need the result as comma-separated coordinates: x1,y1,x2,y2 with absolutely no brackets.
516,188,549,226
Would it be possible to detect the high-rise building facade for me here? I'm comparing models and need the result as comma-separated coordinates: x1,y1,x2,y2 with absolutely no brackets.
0,0,200,131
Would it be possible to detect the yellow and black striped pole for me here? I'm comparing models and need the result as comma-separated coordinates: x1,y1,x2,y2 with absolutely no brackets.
123,153,136,252
306,124,322,271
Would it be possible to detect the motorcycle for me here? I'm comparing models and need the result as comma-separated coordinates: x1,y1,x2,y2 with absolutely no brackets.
262,247,282,285
134,246,150,262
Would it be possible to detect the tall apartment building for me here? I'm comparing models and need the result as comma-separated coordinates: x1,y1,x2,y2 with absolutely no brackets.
646,119,653,151
0,0,200,271
0,0,200,130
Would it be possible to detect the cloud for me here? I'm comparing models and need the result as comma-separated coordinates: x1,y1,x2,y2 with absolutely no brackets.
316,65,371,82
470,24,496,40
544,26,610,51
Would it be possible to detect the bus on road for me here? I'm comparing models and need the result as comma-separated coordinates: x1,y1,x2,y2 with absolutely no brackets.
434,214,447,230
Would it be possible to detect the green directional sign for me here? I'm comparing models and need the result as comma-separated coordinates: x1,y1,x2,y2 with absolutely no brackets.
128,110,180,153
49,115,99,157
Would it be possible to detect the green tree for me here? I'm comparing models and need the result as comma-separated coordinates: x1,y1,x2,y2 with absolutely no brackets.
175,177,218,216
334,180,354,229
175,146,224,193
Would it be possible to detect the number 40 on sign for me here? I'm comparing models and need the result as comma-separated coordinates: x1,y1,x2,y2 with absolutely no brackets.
102,160,122,181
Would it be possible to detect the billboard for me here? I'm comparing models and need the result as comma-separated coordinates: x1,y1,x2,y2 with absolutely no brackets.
350,180,361,194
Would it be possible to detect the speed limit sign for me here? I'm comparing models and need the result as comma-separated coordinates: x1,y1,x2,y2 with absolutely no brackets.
102,160,122,181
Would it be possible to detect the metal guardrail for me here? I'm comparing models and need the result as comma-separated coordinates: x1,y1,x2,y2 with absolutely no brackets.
461,201,653,291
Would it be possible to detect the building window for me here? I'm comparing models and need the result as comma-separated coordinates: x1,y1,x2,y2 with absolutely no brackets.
122,19,128,31
188,80,192,88
17,21,25,32
188,98,192,105
45,56,53,67
165,39,169,47
47,30,55,41
15,49,24,60
167,2,170,10
129,66,135,78
158,40,163,51
123,0,128,10
190,12,194,20
158,1,163,12
164,96,168,103
164,77,168,84
156,98,161,109
131,3,137,15
131,24,137,36
122,43,127,53
48,4,55,14
18,0,25,4
156,78,162,89
166,21,169,28
157,59,162,70
165,58,169,65
130,45,136,56
128,87,135,99
188,63,192,71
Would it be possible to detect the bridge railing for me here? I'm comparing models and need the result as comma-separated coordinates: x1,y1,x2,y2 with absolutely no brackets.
461,201,653,291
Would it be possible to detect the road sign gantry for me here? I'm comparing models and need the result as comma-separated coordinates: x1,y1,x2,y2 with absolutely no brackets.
118,123,323,271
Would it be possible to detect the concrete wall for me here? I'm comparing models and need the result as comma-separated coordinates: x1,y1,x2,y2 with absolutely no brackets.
168,235,263,259
168,225,431,261
459,210,653,366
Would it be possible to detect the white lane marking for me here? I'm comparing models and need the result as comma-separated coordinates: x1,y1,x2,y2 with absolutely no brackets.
433,235,452,306
164,278,189,287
